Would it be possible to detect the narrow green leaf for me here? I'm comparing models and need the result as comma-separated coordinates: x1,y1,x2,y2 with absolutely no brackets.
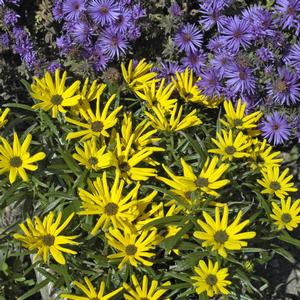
278,233,300,248
141,216,184,230
17,278,51,300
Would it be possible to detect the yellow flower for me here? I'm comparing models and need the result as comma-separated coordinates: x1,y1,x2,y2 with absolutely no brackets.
172,68,208,104
111,133,157,182
145,103,202,132
78,171,139,234
249,139,282,170
270,197,300,231
121,59,157,91
73,139,114,171
191,259,231,298
61,276,123,300
0,132,46,183
209,130,252,161
31,69,81,118
158,156,230,198
135,78,177,112
194,204,256,257
221,99,262,130
123,275,170,300
106,227,157,269
257,166,297,199
65,93,123,141
0,108,10,129
13,211,79,265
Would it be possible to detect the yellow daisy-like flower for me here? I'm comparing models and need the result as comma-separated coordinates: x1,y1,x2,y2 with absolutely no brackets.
145,103,202,132
270,197,300,231
191,259,231,298
31,69,81,118
121,59,157,91
123,274,170,300
135,78,177,112
221,99,262,130
158,156,230,198
61,276,123,300
209,130,252,161
257,166,297,199
172,68,208,104
13,211,79,265
249,139,282,170
0,107,10,129
193,204,256,257
78,171,139,234
73,139,114,171
106,227,157,269
0,132,46,183
65,93,123,141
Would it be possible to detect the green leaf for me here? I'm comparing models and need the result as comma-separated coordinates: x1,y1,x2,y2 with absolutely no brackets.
16,278,51,300
3,103,34,112
141,216,184,230
278,232,300,248
181,132,206,163
20,79,32,93
271,245,295,263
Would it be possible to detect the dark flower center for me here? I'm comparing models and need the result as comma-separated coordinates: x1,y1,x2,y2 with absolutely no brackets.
239,70,246,80
111,37,118,47
234,29,242,39
233,118,243,126
225,146,236,155
270,181,281,191
10,156,22,167
88,156,98,165
91,121,103,132
51,94,63,105
196,177,209,188
281,213,292,223
206,274,217,286
119,162,130,172
182,33,192,42
214,230,228,243
42,234,55,246
125,244,137,255
287,6,295,15
272,123,279,131
100,7,108,14
104,202,118,216
74,4,80,10
276,80,287,92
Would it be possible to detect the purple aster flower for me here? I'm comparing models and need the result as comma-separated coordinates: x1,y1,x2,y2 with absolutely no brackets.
181,50,206,76
225,64,256,94
47,61,61,74
98,29,128,58
274,0,300,30
260,112,291,145
62,0,85,21
0,33,10,47
292,115,300,143
211,52,234,78
88,0,119,25
131,4,146,20
174,23,203,54
52,0,64,20
3,10,20,26
112,9,131,33
156,61,184,82
169,2,182,18
266,67,300,106
220,16,252,53
198,1,227,31
256,47,274,62
197,69,222,97
92,46,110,72
71,21,92,43
285,42,300,71
207,36,225,52
56,35,72,55
127,24,141,40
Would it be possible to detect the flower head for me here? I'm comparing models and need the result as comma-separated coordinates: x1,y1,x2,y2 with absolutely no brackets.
88,0,119,25
194,204,256,257
62,0,85,21
14,211,78,265
0,133,46,183
0,108,10,129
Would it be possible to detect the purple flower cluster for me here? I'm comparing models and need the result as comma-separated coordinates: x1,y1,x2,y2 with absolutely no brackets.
167,0,300,145
53,0,145,71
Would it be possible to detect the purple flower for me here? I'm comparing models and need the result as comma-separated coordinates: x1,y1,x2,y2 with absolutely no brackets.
211,52,234,78
286,43,300,71
127,23,141,40
92,46,110,72
292,115,300,143
3,9,20,26
156,61,183,82
112,9,131,33
207,36,225,52
56,35,72,55
88,0,119,25
0,33,10,47
256,47,274,62
62,0,85,21
181,50,206,75
220,16,252,53
197,69,222,97
260,112,291,145
274,0,300,30
266,67,300,106
70,21,92,43
169,2,182,18
225,64,256,94
47,61,61,74
131,4,146,20
52,0,64,20
98,29,128,58
174,23,203,54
